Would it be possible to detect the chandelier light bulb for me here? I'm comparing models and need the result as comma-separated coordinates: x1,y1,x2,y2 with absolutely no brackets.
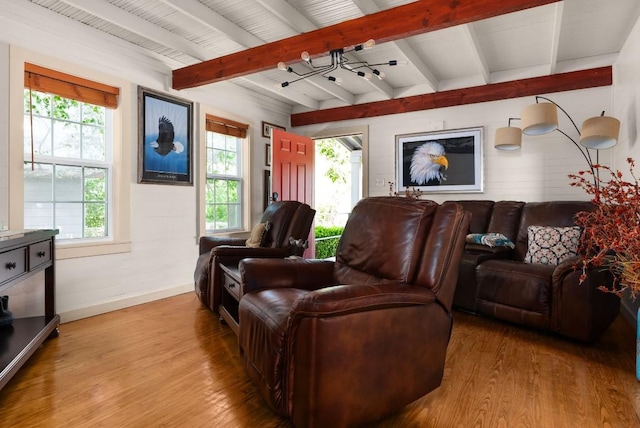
275,82,289,91
277,41,396,89
373,70,385,80
363,39,376,49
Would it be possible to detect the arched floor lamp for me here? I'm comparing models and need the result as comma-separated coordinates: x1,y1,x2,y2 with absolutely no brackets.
495,95,621,187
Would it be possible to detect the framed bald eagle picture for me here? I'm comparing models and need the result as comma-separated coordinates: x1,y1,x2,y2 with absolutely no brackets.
138,86,193,185
395,127,483,193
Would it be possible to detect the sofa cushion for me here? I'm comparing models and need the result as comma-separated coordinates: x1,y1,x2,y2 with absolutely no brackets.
451,200,494,233
476,259,555,329
486,201,525,239
334,198,438,286
523,225,580,265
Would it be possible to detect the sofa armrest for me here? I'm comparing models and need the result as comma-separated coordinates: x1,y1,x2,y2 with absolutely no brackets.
551,255,582,284
240,258,336,294
464,243,514,258
212,245,291,258
292,283,437,317
199,236,247,254
551,255,620,342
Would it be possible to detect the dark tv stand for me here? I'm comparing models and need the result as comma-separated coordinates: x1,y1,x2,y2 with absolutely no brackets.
0,229,59,390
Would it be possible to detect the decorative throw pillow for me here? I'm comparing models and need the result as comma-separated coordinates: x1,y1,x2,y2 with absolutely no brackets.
465,233,515,248
524,225,581,266
245,222,271,248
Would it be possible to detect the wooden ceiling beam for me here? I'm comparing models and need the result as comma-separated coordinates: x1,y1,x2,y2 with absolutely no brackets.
172,0,559,90
290,66,613,126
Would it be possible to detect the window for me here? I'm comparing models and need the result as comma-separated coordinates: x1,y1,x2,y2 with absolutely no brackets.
23,63,119,241
205,115,248,232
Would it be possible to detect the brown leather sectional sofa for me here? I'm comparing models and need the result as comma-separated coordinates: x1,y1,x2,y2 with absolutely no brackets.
449,200,620,342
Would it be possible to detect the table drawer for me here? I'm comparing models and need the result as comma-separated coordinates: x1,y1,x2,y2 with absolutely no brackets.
0,248,28,285
223,273,240,300
29,240,52,270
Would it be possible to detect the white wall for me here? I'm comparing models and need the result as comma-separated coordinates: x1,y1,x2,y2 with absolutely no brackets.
612,15,640,321
294,87,614,204
0,6,291,322
0,41,8,229
613,16,640,169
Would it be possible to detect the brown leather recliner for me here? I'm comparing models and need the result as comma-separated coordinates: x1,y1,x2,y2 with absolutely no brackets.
236,197,470,427
194,200,315,313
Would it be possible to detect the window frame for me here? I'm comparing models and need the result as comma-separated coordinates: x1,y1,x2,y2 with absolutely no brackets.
197,110,251,239
205,131,243,233
8,48,131,259
23,90,113,240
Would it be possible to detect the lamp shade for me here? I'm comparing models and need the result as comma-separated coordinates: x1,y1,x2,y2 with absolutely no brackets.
580,116,620,149
521,102,558,135
495,126,522,150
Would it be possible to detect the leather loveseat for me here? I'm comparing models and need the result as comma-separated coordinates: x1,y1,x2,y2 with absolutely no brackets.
237,197,470,427
450,200,620,342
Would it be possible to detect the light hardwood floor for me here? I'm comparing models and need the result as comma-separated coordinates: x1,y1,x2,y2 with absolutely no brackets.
1,292,639,427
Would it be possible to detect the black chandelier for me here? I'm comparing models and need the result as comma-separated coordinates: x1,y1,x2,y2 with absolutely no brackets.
277,39,405,88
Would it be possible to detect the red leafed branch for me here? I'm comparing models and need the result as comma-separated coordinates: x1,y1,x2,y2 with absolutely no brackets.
569,158,640,299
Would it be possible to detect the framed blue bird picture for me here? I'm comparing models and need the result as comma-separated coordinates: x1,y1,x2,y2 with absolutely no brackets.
395,127,483,193
138,86,193,185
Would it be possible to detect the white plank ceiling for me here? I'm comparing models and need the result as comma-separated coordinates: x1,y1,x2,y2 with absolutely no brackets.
9,0,640,114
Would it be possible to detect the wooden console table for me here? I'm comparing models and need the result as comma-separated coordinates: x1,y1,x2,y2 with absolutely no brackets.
0,229,59,390
219,263,241,336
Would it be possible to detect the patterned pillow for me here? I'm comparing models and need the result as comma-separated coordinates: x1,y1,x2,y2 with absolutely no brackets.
524,225,581,266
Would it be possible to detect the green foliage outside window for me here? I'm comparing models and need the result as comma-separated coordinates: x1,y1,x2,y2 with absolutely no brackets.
205,131,242,232
84,169,106,236
206,178,240,230
24,89,109,239
314,226,344,259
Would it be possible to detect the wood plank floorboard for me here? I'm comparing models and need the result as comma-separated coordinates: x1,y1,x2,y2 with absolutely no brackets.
0,292,639,427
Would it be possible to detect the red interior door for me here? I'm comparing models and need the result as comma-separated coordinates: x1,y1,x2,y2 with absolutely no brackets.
271,128,314,257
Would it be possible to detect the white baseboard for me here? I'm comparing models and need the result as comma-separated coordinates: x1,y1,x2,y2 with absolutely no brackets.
59,283,193,323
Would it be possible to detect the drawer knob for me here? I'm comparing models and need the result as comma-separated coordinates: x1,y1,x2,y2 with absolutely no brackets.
6,262,17,270
37,251,46,257
228,283,235,288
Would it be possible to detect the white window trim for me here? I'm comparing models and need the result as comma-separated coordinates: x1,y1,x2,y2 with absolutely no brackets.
196,104,251,241
9,47,131,259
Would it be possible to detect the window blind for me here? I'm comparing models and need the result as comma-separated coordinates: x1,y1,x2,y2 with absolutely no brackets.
206,114,248,139
24,63,120,109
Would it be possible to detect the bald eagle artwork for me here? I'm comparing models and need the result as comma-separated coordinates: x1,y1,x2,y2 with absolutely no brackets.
150,116,184,156
409,141,449,185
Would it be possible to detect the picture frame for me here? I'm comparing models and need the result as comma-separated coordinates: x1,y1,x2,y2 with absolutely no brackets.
265,143,271,167
395,127,483,193
138,86,193,185
262,121,286,138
